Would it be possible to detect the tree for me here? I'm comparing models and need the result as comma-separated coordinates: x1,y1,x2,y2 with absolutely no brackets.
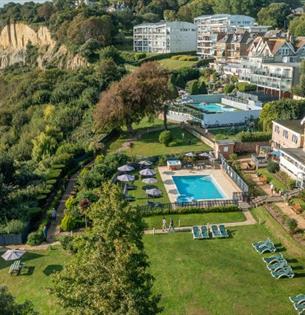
258,3,290,29
159,130,172,146
94,62,172,133
185,79,207,95
0,286,37,315
100,46,124,65
52,184,161,315
289,15,305,36
259,99,305,131
224,83,235,94
37,2,54,22
163,9,176,21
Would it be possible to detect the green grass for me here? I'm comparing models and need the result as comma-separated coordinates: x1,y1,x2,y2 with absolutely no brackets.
158,57,198,71
128,169,170,206
144,207,305,315
144,211,246,229
0,246,69,314
109,127,210,157
257,168,291,192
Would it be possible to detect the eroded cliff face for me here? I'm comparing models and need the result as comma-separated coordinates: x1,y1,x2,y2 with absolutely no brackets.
0,22,87,69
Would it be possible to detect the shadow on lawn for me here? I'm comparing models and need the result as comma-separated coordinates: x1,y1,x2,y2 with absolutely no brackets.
43,264,63,276
21,266,35,276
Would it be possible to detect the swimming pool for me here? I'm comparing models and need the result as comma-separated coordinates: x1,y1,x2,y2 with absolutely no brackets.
192,102,236,113
173,175,226,200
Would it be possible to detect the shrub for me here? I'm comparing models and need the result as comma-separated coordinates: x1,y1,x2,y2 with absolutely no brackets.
236,82,257,92
60,213,83,231
286,218,298,234
224,83,235,94
142,204,239,217
159,130,173,147
27,229,44,245
267,160,280,173
185,79,207,95
239,131,271,142
0,220,25,234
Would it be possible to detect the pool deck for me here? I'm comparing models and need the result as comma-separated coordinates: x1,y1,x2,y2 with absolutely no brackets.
158,166,242,203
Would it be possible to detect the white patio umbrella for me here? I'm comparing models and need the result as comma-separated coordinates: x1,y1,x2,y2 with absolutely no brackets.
2,249,25,261
198,152,210,158
185,152,196,157
117,174,135,182
139,168,156,176
146,188,162,197
142,177,158,184
138,160,152,167
117,164,134,172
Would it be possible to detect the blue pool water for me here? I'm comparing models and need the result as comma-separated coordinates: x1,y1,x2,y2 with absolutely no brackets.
173,175,225,200
192,102,236,113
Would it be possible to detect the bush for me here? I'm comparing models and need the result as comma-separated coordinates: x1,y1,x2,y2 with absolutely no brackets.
224,83,235,94
267,160,280,173
185,79,207,95
27,229,44,245
0,220,25,234
286,218,298,234
60,213,83,232
159,130,173,147
239,131,271,142
236,82,257,92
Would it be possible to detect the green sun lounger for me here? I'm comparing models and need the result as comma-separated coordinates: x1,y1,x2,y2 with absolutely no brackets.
271,266,294,279
252,239,273,250
211,224,222,238
293,301,305,314
267,260,288,272
290,294,305,305
192,226,202,240
200,225,209,239
263,254,285,265
218,224,229,238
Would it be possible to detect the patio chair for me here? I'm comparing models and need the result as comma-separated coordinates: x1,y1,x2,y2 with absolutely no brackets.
211,224,222,238
192,226,202,240
263,253,285,265
267,260,289,272
271,266,294,279
200,225,209,239
290,294,305,305
252,238,273,250
218,224,229,238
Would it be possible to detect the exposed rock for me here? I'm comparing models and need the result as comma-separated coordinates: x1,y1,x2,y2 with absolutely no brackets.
0,22,87,69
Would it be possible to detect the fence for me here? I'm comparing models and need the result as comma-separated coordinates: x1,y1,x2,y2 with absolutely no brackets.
220,154,249,193
140,198,239,215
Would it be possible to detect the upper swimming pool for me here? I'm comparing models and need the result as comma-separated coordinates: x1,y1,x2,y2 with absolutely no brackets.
172,175,226,201
192,102,236,113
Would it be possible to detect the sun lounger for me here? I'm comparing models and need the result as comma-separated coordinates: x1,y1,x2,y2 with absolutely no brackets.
211,224,222,238
200,225,209,239
263,254,285,265
267,260,288,272
218,224,229,238
192,226,202,240
290,294,305,305
293,301,305,314
255,243,276,254
252,238,273,250
271,266,294,279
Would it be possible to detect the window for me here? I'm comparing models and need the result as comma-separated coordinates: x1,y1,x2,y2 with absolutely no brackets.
223,146,228,152
274,125,280,133
292,134,299,144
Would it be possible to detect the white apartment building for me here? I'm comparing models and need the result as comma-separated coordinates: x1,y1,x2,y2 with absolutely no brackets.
222,57,300,98
194,14,256,59
133,21,197,53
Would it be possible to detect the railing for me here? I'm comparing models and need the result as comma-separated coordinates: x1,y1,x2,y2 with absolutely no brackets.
220,154,249,193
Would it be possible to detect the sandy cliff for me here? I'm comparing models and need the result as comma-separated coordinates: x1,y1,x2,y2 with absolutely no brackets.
0,22,87,69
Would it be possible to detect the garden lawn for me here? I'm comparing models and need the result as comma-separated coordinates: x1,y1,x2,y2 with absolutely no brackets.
0,246,69,315
128,169,170,206
144,207,305,315
144,211,245,229
158,58,197,71
109,127,210,157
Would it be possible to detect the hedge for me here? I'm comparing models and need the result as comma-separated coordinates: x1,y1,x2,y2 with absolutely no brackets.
138,51,196,64
141,204,240,217
239,131,271,142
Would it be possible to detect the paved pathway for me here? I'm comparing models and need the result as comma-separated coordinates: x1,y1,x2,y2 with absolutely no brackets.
144,207,256,235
